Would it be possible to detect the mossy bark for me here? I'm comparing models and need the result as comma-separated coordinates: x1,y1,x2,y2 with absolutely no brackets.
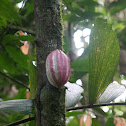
34,0,65,125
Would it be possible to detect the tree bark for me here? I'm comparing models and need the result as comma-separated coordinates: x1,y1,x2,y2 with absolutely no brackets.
34,0,65,126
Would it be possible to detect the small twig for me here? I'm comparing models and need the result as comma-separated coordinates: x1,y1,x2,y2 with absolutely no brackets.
7,25,36,36
66,102,126,111
6,116,35,126
0,71,30,90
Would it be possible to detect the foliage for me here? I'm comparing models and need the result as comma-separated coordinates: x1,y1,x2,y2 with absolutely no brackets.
0,0,126,126
88,19,120,104
108,0,126,15
0,0,20,27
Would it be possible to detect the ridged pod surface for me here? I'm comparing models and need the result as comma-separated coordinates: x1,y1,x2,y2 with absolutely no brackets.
46,49,71,88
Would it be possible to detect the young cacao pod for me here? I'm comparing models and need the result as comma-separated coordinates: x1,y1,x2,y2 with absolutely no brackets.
46,49,71,88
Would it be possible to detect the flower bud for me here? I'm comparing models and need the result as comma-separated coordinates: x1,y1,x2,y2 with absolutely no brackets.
46,49,71,88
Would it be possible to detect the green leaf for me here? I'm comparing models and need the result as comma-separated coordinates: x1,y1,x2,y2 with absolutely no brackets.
0,117,8,124
16,0,23,3
0,0,20,24
120,114,126,119
63,0,100,24
71,57,89,72
5,46,28,70
92,118,100,126
88,18,120,104
66,111,84,117
66,117,80,126
108,0,126,15
0,74,10,89
70,71,86,82
16,35,35,42
2,34,19,45
93,108,107,116
2,34,35,45
0,16,7,27
25,120,35,126
0,53,16,74
16,88,27,99
105,118,115,126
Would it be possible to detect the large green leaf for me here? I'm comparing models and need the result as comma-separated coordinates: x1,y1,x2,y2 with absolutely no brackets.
0,99,33,115
88,19,120,104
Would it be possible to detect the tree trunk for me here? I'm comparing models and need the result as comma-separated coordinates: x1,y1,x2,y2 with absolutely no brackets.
34,0,65,126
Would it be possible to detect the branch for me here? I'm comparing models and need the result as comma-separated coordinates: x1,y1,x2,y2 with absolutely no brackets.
66,102,126,111
7,25,36,36
6,116,35,126
0,71,30,90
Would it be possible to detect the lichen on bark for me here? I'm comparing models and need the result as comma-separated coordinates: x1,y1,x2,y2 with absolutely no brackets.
40,84,65,126
34,0,65,125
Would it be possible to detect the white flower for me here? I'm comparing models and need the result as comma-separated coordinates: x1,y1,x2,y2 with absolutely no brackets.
65,82,84,107
97,82,126,104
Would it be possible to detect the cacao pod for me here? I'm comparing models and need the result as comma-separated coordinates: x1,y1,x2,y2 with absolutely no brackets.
46,49,71,88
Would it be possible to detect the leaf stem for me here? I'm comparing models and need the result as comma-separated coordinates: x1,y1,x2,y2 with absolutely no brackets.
0,71,30,90
7,25,35,36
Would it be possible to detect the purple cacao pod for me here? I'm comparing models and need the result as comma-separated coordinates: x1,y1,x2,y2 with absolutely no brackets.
46,49,71,88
